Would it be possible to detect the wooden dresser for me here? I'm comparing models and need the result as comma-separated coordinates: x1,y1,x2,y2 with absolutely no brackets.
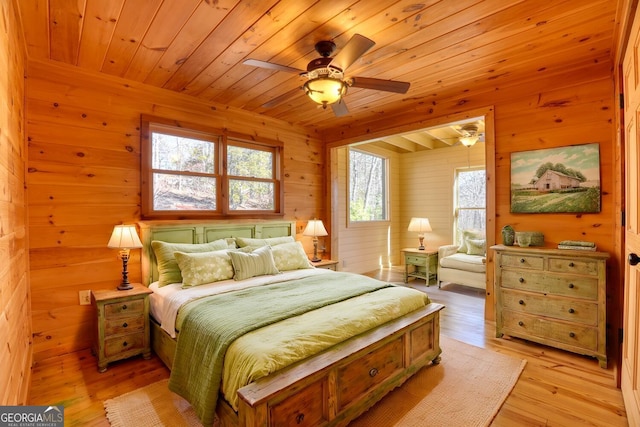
491,245,609,368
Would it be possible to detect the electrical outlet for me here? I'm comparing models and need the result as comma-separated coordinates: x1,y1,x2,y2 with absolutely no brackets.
79,290,91,305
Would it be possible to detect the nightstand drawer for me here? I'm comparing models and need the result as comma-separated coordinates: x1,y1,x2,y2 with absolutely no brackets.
105,314,145,335
105,299,144,318
104,332,146,356
406,255,427,265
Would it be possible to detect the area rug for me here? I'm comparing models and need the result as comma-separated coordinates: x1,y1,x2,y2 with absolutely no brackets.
104,336,526,427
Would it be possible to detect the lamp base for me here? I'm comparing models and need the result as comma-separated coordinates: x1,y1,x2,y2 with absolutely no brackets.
311,257,322,263
117,282,133,291
418,245,425,251
417,236,425,250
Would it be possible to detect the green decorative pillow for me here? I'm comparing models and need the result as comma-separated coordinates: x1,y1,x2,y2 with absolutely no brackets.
174,250,234,287
466,238,486,256
271,241,312,271
228,245,280,281
458,230,485,253
151,239,233,287
235,236,294,248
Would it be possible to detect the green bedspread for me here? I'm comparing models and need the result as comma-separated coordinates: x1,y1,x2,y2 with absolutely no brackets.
168,272,401,426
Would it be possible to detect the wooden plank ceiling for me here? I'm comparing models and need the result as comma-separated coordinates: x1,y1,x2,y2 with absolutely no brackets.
17,0,618,150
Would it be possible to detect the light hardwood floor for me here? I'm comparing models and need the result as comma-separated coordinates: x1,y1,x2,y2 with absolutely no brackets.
28,267,628,426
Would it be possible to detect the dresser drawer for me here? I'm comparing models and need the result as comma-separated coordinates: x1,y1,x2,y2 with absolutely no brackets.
501,289,598,325
269,378,327,427
105,299,144,318
499,254,544,270
548,257,599,276
337,338,404,409
500,270,598,299
104,314,145,336
502,311,598,351
104,332,146,356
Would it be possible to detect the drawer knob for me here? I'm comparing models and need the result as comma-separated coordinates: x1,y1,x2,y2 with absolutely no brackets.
122,341,128,347
122,322,128,328
122,304,128,310
568,283,574,288
518,321,524,326
568,262,575,267
518,277,524,283
296,413,305,424
519,300,524,305
369,368,379,377
630,253,640,266
568,308,575,314
519,258,525,263
569,332,575,338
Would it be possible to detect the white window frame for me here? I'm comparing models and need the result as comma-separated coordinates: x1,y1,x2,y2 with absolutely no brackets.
453,166,486,244
347,148,389,224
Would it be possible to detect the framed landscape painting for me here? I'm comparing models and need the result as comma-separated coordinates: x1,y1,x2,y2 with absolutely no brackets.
510,143,601,213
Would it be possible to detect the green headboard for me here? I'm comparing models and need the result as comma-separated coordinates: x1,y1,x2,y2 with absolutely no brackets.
138,220,297,286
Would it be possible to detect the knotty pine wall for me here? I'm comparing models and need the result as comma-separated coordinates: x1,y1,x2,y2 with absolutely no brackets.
1,1,31,405
25,60,325,363
326,64,618,328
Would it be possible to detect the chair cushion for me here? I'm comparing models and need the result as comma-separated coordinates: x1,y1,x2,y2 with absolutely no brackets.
439,253,486,273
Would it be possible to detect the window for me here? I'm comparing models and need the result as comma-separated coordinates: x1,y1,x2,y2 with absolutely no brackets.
454,167,486,240
141,116,283,218
348,148,388,222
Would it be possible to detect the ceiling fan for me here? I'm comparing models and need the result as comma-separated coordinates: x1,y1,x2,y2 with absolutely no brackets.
243,34,411,117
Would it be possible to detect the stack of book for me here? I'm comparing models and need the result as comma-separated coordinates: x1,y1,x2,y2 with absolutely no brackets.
557,240,597,251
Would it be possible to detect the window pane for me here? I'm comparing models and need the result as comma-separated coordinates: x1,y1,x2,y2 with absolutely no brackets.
229,179,274,210
458,169,486,208
227,145,273,178
152,133,215,173
457,208,486,232
349,150,387,221
153,173,216,210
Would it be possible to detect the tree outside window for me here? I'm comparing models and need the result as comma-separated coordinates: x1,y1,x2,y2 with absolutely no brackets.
349,149,388,222
455,167,486,240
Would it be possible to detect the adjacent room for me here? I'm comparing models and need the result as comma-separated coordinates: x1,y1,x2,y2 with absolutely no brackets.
2,1,638,426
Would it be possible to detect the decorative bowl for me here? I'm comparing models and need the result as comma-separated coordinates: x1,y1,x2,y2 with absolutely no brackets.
515,231,544,247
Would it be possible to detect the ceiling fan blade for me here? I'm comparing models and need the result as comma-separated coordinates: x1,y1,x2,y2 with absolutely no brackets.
331,100,349,117
329,34,375,72
349,76,410,94
262,87,303,108
243,59,304,74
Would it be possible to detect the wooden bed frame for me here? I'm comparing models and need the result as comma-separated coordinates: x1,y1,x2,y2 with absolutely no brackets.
139,220,444,427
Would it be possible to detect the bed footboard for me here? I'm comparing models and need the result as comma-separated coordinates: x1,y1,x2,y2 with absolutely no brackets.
235,302,444,427
151,302,444,427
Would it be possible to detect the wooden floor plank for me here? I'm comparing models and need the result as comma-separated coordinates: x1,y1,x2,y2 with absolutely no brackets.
27,267,628,426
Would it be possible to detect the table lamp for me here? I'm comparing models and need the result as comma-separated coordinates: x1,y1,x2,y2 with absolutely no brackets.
408,217,432,250
303,219,328,262
108,225,143,290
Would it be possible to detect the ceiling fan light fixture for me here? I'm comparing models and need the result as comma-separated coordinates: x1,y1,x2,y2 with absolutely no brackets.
460,135,479,147
459,123,480,147
303,76,347,108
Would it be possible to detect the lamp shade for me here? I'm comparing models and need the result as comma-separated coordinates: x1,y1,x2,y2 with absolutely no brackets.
107,225,143,249
303,219,328,237
407,217,432,233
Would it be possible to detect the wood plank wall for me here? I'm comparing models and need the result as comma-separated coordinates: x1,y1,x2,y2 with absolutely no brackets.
1,0,31,405
25,60,324,362
326,63,618,335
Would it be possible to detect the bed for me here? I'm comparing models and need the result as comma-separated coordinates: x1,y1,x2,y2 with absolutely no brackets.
139,220,444,427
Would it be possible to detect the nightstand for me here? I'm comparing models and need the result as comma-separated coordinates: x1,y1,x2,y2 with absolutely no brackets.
312,259,339,271
402,248,438,285
92,284,153,372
